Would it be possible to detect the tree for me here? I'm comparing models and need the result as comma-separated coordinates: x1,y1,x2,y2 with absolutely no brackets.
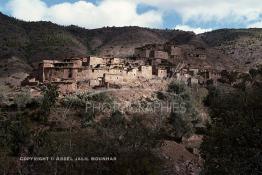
38,84,59,122
26,111,163,175
201,85,262,175
167,82,201,140
0,111,32,174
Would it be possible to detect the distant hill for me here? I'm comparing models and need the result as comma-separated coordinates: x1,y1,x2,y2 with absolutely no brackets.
200,29,262,70
0,12,184,65
0,12,262,86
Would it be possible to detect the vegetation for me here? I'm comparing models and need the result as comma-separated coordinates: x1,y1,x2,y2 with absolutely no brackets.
201,84,262,174
0,107,163,174
166,82,204,140
13,88,32,109
0,85,11,105
62,92,114,127
37,84,59,122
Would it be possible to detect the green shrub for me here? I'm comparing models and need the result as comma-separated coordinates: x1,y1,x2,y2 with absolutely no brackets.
167,81,201,140
168,81,187,94
0,85,11,105
38,84,59,122
156,91,167,100
13,89,31,109
201,85,262,175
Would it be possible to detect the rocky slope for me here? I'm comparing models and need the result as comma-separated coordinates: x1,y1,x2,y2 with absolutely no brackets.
200,29,262,71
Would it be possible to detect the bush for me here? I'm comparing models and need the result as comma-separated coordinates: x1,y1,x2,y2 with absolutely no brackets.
167,81,201,140
201,85,262,175
62,92,113,108
25,111,163,174
13,88,31,109
168,81,187,94
38,84,59,122
0,85,11,105
62,92,114,127
156,91,167,100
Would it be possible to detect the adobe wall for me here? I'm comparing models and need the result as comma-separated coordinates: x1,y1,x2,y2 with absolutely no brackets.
76,68,106,81
190,77,199,84
110,58,122,64
92,69,109,78
76,69,91,81
189,68,199,76
87,56,105,67
56,82,77,94
108,68,123,74
134,49,151,58
209,71,221,80
157,69,167,78
138,66,152,79
103,74,123,84
72,59,82,67
76,67,130,83
151,51,168,59
89,79,100,87
41,60,60,68
43,68,79,82
121,68,138,83
169,47,183,56
43,68,63,82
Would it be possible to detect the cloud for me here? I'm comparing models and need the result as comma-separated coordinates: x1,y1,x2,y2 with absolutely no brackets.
138,0,262,26
5,0,262,29
248,21,262,28
7,0,47,21
6,0,163,28
175,25,212,34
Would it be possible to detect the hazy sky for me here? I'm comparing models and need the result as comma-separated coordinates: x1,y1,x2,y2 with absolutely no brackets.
1,0,262,34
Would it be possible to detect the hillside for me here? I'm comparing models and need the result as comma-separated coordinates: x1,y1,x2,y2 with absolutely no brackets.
0,12,184,64
0,12,262,86
201,29,262,70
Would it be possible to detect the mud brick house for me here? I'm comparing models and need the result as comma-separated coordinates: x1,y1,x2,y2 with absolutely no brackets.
85,56,106,67
24,56,158,93
150,51,169,60
103,73,124,86
134,44,165,59
165,45,183,57
138,65,153,79
22,44,221,94
156,68,168,78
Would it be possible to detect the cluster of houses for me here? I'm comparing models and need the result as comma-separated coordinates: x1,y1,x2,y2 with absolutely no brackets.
23,43,222,93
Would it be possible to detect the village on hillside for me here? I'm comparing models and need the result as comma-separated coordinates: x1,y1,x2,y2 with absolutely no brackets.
22,42,222,94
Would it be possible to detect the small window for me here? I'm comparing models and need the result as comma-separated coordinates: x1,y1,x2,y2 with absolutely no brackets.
69,70,72,78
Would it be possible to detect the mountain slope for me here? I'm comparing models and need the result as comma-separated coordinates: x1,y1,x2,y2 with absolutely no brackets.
0,12,262,86
200,29,262,71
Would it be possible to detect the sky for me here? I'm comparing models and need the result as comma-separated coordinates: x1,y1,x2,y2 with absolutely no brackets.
0,0,262,34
